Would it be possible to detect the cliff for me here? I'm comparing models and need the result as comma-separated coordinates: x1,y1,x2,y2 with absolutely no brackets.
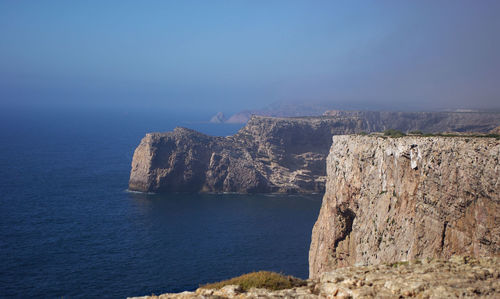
309,135,500,279
129,116,337,193
130,113,500,193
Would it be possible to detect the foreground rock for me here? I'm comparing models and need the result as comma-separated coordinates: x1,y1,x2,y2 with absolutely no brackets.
309,135,500,278
129,112,500,193
128,256,500,298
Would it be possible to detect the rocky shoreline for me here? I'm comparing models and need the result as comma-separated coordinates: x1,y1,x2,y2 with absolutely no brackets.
131,118,500,299
129,112,500,194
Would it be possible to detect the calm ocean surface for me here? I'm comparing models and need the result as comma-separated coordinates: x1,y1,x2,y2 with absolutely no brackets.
0,108,322,298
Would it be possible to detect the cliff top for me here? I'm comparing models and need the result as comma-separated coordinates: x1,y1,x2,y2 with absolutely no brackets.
130,112,499,193
357,130,500,139
128,256,500,298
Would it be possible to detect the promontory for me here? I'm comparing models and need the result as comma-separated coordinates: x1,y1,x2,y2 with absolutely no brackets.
129,133,500,298
129,111,499,193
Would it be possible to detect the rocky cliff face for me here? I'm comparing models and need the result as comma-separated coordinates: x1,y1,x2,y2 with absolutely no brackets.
129,117,340,193
130,113,499,193
309,135,500,279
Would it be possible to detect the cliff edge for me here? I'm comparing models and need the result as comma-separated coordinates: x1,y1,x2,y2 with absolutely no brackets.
128,256,500,298
309,135,500,279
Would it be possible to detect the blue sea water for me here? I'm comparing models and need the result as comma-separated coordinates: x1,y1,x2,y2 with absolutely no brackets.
0,108,322,298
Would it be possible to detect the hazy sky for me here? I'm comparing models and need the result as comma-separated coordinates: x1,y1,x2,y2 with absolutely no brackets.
1,0,499,113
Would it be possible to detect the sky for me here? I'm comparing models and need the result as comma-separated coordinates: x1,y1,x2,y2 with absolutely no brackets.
1,0,499,114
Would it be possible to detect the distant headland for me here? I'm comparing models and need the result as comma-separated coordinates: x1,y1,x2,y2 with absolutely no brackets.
129,111,500,194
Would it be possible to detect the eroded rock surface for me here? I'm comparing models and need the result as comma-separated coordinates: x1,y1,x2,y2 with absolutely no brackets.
128,256,500,298
309,135,500,279
129,117,338,193
129,113,500,193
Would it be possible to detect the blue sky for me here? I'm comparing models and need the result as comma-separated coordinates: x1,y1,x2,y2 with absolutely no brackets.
1,0,499,113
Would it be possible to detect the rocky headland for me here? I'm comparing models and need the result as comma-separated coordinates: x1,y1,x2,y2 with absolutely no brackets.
129,111,499,194
222,105,500,125
129,116,332,193
129,134,500,298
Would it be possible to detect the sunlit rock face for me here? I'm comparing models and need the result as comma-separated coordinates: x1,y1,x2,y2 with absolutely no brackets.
129,116,340,193
129,112,499,194
309,135,500,279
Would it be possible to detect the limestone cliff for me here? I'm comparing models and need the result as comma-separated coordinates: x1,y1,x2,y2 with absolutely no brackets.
129,117,338,193
309,135,500,279
130,113,499,193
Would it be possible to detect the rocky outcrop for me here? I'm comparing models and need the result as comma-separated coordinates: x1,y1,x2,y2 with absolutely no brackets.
130,113,500,193
128,256,500,298
209,112,227,123
129,116,340,193
309,135,500,279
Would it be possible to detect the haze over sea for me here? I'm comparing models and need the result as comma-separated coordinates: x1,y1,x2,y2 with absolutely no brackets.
0,108,322,298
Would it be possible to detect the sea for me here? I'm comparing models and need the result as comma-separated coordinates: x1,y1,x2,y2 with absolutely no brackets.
0,108,322,298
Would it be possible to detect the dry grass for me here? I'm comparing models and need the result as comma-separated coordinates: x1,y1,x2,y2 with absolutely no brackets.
200,271,306,291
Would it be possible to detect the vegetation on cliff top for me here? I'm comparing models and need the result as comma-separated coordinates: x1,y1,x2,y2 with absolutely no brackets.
200,271,306,291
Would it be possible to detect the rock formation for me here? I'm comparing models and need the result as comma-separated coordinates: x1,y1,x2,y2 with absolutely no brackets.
130,112,500,193
129,116,337,193
128,133,500,298
309,135,500,279
209,112,227,123
128,256,500,298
